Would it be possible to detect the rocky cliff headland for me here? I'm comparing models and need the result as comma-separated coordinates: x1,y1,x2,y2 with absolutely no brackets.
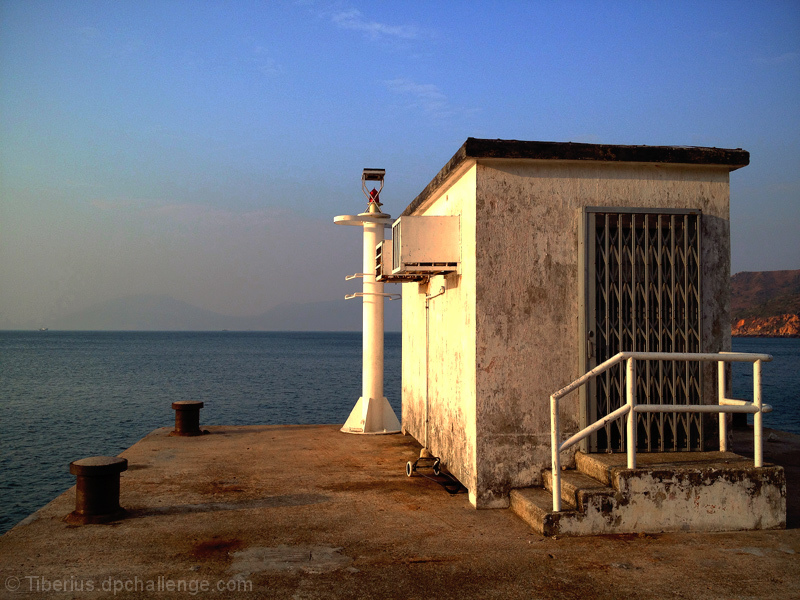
731,269,800,337
732,313,800,337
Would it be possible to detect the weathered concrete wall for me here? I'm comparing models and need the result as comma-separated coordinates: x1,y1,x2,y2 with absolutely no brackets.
610,465,787,533
473,160,732,507
401,165,479,503
403,157,734,508
552,466,786,536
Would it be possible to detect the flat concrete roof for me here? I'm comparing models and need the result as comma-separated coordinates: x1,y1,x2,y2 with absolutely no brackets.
1,424,798,599
402,137,750,216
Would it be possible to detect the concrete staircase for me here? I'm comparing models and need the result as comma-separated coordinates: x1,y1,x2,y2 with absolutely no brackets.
510,451,786,536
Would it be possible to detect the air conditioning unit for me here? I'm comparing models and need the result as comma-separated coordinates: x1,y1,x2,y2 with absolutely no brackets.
391,216,460,275
375,241,426,283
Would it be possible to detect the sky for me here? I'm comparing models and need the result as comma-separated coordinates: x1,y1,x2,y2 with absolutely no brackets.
1,0,798,328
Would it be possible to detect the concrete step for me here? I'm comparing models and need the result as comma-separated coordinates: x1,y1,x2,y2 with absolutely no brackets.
512,451,786,536
575,451,615,485
509,487,578,537
510,483,621,537
542,469,617,513
575,449,764,487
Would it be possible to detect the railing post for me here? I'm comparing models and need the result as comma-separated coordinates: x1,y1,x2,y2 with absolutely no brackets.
754,359,763,467
548,352,771,497
550,394,561,512
718,361,727,452
626,357,636,469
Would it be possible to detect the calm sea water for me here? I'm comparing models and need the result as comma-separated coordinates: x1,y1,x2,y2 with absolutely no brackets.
1,332,797,534
730,337,800,434
0,331,401,534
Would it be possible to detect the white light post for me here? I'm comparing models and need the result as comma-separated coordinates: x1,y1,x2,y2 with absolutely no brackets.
334,169,401,434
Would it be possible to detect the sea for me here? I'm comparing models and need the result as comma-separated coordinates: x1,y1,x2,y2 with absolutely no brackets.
1,331,798,534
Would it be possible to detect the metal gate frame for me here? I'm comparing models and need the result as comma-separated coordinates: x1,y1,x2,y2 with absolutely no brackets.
579,207,703,453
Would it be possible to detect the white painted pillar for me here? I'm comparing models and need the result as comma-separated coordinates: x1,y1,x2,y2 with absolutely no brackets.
361,220,384,407
334,207,401,435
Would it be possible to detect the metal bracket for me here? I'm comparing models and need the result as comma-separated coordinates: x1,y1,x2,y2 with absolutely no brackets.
345,273,368,280
345,292,401,301
425,286,446,304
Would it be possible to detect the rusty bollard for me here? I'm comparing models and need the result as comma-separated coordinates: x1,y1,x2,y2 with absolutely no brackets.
170,400,207,436
66,456,128,524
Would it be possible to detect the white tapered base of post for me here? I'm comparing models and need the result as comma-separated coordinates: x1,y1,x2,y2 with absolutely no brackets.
341,397,401,435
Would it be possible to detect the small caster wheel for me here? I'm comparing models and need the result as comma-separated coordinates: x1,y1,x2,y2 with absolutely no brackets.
406,461,414,477
433,458,441,476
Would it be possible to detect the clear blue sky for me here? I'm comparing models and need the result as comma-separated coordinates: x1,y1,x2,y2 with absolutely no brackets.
1,1,798,327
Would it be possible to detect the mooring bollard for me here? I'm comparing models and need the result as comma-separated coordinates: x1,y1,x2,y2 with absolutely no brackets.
66,456,128,524
170,400,206,436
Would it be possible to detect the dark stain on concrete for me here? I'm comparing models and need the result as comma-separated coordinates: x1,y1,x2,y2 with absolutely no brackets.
191,537,244,559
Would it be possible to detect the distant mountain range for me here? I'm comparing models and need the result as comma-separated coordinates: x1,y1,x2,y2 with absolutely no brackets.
45,294,402,332
14,269,798,334
731,269,800,337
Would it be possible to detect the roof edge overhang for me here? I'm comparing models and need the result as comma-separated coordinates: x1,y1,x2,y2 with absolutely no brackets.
401,138,749,216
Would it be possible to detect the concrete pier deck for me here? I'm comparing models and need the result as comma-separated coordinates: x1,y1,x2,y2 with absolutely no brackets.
2,424,799,599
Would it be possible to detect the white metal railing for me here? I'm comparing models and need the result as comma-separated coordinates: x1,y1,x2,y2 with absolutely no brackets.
549,351,773,512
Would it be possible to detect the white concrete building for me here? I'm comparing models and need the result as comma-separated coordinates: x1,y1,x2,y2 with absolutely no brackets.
396,138,751,509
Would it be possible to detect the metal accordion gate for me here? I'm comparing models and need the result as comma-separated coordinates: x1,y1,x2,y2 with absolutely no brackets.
580,208,704,453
